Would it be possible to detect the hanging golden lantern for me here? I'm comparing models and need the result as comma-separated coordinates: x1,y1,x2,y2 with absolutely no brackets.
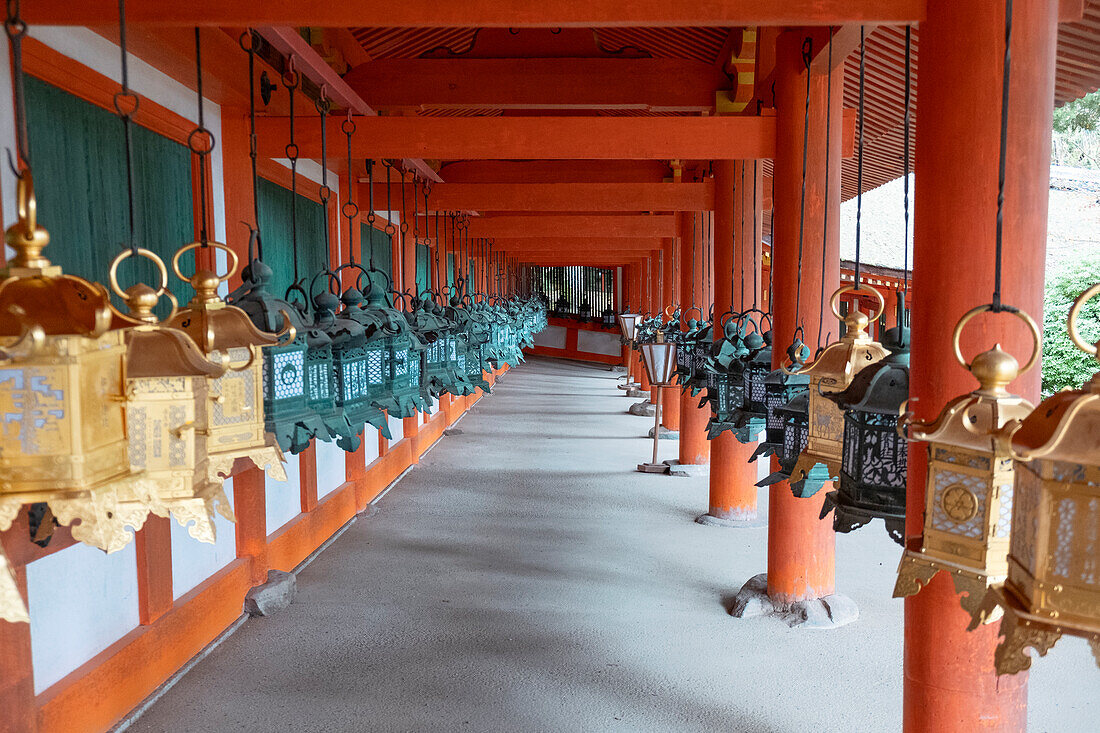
0,173,150,560
165,242,289,482
109,248,236,543
976,284,1100,673
894,305,1040,624
790,285,890,497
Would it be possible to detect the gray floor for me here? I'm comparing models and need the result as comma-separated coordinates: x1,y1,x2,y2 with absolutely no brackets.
128,357,1098,733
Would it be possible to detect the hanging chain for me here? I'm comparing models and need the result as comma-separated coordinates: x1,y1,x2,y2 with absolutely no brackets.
316,86,332,272
5,0,30,174
114,0,140,255
191,28,215,247
993,0,1015,313
816,32,835,351
792,36,814,341
854,27,866,292
342,112,358,267
282,57,300,280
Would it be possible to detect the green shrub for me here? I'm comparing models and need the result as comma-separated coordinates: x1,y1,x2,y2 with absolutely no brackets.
1042,252,1100,396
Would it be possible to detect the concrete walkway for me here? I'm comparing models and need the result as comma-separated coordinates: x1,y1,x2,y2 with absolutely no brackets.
128,357,1097,733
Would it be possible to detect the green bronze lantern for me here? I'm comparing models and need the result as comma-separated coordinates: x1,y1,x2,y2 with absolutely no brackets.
819,323,910,544
311,272,391,450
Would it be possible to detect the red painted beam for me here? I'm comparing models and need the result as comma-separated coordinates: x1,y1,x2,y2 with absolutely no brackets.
439,160,671,183
465,215,674,238
346,58,726,113
255,115,776,160
495,237,660,251
24,0,928,26
368,182,714,212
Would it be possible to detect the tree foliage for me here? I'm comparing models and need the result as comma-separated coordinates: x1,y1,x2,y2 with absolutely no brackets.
1042,252,1100,396
1052,91,1100,169
1053,90,1100,133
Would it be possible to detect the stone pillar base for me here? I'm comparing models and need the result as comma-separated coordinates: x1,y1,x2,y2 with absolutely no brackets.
664,459,707,477
695,512,766,528
628,400,655,417
625,387,650,398
647,426,679,440
727,573,858,629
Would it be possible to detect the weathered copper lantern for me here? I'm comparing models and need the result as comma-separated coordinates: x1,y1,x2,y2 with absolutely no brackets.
311,277,391,450
820,323,910,544
894,305,1039,624
228,247,327,454
978,284,1100,673
166,242,287,481
790,286,889,497
751,340,811,465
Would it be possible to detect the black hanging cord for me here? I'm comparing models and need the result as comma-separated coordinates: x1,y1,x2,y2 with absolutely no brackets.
816,32,834,351
316,88,332,272
793,36,814,338
115,0,140,255
191,28,214,247
854,27,866,291
993,0,1015,313
241,29,263,259
752,159,758,311
739,162,746,310
5,0,29,174
903,27,911,296
342,114,358,267
283,59,300,280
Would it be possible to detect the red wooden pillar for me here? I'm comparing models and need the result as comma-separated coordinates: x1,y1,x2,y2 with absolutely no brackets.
703,160,760,523
904,0,1056,728
234,466,269,586
766,29,841,601
135,516,174,625
679,208,710,465
0,539,36,733
661,236,680,430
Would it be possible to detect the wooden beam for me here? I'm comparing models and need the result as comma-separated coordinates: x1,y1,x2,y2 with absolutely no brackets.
369,182,714,212
466,215,674,239
25,1,928,27
438,160,671,183
495,237,661,251
256,115,776,160
345,58,726,112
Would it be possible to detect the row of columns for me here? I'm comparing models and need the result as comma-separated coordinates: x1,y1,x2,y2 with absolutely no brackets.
616,2,1058,729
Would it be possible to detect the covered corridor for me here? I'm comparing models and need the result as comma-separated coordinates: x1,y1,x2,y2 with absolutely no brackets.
124,358,1095,733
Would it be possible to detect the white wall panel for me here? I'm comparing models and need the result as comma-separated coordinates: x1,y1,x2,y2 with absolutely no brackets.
577,329,621,356
266,452,302,535
171,481,237,600
534,325,567,349
27,542,140,693
315,439,348,499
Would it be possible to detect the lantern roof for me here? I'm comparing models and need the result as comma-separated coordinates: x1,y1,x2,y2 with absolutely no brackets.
828,358,909,415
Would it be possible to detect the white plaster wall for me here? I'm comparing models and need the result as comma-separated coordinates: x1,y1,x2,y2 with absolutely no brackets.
577,329,621,356
27,542,140,693
315,438,348,499
266,452,302,535
534,325,567,349
361,426,380,465
171,481,237,600
388,413,404,442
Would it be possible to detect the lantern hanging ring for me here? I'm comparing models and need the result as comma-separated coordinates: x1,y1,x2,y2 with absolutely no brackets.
109,247,179,320
1067,282,1100,356
829,283,885,323
282,54,299,89
14,167,35,238
951,303,1041,375
172,240,240,285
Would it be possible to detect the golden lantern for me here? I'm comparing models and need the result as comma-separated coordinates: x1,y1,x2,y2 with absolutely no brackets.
165,242,289,483
0,173,149,556
109,248,236,543
894,305,1040,624
790,285,890,497
977,284,1100,674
